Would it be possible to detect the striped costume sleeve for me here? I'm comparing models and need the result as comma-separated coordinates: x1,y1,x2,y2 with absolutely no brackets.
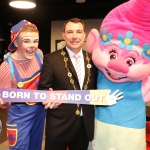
0,61,15,88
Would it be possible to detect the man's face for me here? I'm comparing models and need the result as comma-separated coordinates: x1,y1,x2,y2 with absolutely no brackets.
62,22,86,53
14,31,39,60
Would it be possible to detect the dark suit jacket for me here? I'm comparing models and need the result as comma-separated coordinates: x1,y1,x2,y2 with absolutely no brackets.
38,47,98,143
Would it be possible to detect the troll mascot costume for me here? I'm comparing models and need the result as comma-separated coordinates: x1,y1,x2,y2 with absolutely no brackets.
86,0,150,149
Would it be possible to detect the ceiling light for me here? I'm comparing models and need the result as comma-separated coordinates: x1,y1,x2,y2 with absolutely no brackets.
76,0,85,3
9,0,36,9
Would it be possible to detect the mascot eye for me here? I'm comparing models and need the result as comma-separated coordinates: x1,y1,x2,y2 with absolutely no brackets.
110,53,117,59
109,50,117,59
125,57,136,66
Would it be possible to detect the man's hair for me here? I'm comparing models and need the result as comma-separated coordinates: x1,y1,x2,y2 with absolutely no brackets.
20,25,39,33
63,18,85,32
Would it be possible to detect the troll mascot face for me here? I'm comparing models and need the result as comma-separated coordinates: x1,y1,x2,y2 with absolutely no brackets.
86,0,150,149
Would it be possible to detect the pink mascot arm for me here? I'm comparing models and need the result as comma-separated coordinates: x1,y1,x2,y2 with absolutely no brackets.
142,77,150,102
86,29,100,54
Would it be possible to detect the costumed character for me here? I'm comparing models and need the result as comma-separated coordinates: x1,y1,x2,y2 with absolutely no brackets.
86,0,150,149
0,20,45,150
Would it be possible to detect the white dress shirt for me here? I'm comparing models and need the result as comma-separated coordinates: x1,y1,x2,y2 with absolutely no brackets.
66,47,85,116
66,47,85,89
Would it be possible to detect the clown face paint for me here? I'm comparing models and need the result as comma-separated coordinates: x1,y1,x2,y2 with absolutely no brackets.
13,31,39,60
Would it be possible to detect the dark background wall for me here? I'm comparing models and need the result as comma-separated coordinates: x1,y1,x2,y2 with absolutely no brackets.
0,0,127,57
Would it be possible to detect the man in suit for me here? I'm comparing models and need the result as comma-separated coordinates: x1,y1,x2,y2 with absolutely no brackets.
38,18,98,150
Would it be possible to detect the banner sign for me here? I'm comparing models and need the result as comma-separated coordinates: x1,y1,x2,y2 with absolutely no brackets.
0,88,123,105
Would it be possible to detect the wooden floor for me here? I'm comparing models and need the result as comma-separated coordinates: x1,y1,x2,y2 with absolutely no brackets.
0,109,9,150
0,109,7,144
147,106,150,117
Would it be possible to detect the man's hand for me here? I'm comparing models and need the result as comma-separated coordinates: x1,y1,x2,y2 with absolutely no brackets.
42,88,61,109
0,98,11,109
42,101,61,109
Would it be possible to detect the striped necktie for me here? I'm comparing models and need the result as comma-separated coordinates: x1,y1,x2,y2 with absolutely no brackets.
74,54,81,87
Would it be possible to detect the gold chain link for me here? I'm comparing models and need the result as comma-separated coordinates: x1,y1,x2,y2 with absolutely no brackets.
61,49,91,116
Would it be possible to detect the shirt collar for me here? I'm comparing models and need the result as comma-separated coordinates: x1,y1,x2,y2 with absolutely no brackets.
66,46,83,59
